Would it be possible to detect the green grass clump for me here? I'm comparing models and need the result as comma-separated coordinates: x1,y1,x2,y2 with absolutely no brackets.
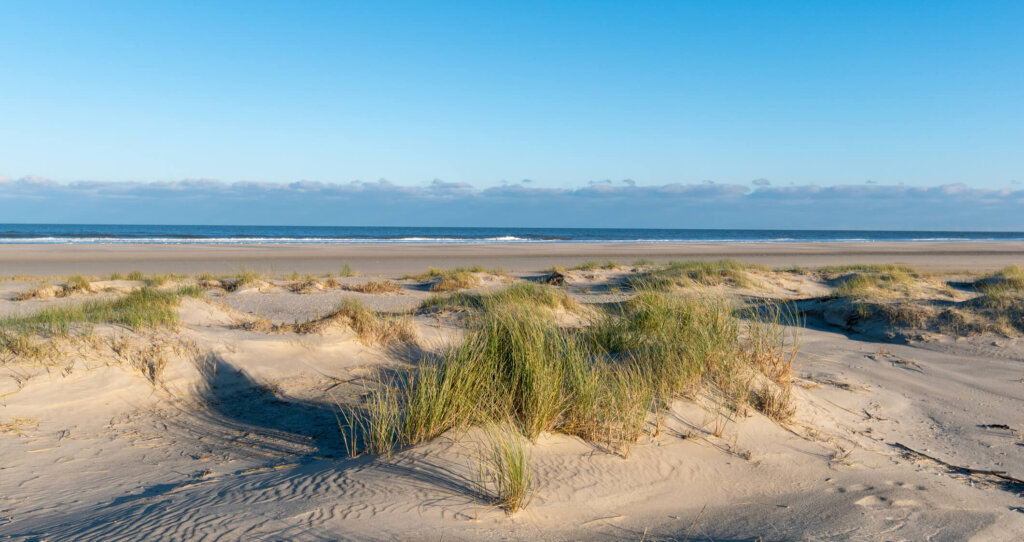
978,265,1024,295
343,284,796,459
826,268,933,330
4,286,202,335
472,426,536,514
404,266,487,292
627,260,767,291
15,275,94,301
431,273,478,292
1,286,204,362
821,264,1024,336
108,272,125,280
64,275,92,294
820,263,921,275
146,274,172,287
963,266,1024,332
224,268,263,291
339,264,356,277
822,264,927,300
572,260,620,271
405,265,485,281
345,279,403,294
832,271,917,297
419,282,578,314
126,271,145,281
266,299,417,346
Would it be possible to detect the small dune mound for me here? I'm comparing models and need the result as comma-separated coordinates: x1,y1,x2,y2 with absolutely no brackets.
570,260,622,272
227,279,275,293
406,266,505,292
804,265,1024,339
344,279,403,294
805,266,946,338
214,270,272,293
626,260,768,291
14,284,64,301
1,286,205,365
237,299,417,346
286,279,326,294
199,279,224,289
343,286,796,461
953,266,1024,335
419,282,579,315
14,275,93,301
972,264,1024,292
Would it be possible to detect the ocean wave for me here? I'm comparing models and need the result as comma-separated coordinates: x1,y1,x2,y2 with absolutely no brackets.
2,235,1021,245
0,236,558,244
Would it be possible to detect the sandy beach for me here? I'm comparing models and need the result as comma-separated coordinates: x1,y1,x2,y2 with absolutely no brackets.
2,255,1023,540
7,0,1023,538
4,241,1024,277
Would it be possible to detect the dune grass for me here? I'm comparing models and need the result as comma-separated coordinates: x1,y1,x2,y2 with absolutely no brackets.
819,263,922,275
245,299,417,346
223,268,264,291
472,426,536,514
345,279,403,294
818,264,1024,336
341,284,797,459
286,279,325,293
1,286,204,362
626,259,768,291
404,266,496,292
572,260,620,271
977,265,1024,299
958,266,1024,334
15,275,94,301
339,264,357,277
405,265,484,281
752,384,795,422
146,273,173,287
328,300,417,345
419,281,579,314
830,266,922,298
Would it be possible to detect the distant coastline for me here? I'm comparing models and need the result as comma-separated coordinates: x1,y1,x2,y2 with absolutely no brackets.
3,224,1024,245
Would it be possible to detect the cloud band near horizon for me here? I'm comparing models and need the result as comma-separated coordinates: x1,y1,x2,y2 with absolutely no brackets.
2,176,1022,230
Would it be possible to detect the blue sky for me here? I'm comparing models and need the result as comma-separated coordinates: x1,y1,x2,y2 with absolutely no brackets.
1,1,1022,227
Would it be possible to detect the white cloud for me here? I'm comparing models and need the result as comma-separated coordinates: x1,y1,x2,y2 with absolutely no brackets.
1,175,1022,229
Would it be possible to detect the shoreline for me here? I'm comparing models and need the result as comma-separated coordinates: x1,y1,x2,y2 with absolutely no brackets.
3,241,1024,276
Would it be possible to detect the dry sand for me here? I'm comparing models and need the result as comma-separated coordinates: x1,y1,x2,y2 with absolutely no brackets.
4,241,1024,276
2,261,1024,540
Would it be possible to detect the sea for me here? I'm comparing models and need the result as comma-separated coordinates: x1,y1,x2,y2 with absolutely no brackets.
1,224,1022,244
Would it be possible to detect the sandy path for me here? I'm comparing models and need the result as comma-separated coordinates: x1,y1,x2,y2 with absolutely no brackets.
3,241,1024,276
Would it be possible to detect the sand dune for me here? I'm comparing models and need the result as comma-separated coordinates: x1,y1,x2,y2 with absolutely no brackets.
2,264,1023,540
